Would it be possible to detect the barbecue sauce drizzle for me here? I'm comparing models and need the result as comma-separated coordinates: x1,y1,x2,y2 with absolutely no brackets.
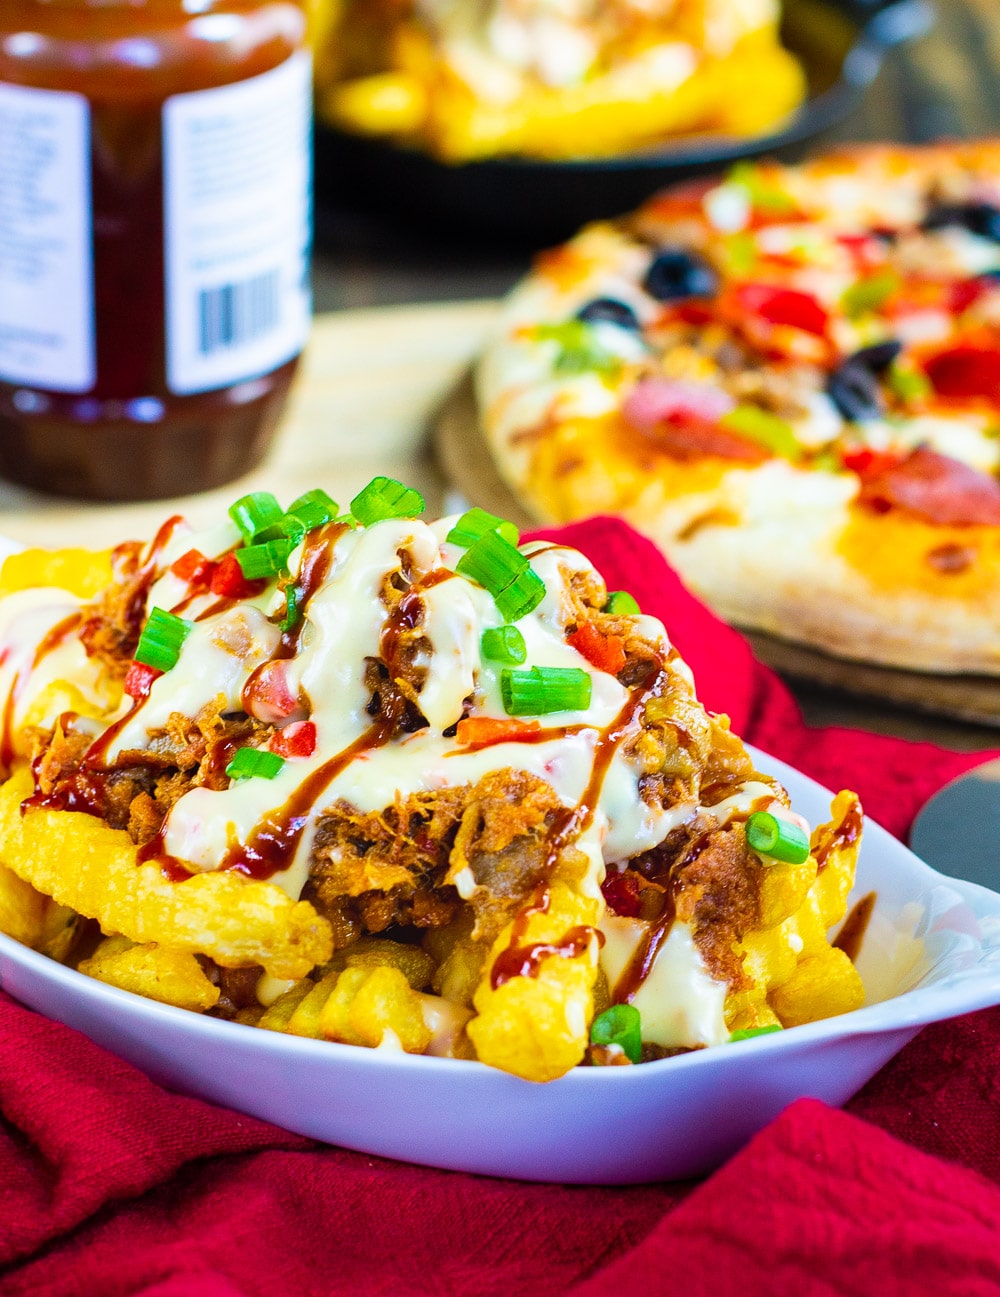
490,654,668,990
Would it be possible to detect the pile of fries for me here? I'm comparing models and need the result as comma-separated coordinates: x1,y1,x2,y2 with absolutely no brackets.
0,483,863,1081
311,0,806,161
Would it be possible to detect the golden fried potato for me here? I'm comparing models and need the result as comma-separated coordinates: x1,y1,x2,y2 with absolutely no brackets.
733,791,865,1030
769,948,865,1027
0,861,82,960
78,937,220,1012
258,979,314,1032
467,883,600,1082
0,767,333,979
320,964,432,1053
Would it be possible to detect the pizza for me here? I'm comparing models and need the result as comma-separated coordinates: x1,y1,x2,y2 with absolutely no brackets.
314,0,804,161
475,141,1000,676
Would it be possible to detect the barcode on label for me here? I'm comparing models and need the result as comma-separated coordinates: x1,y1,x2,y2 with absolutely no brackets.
197,270,280,356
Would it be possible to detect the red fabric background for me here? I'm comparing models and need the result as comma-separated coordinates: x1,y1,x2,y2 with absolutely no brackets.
2,516,999,1296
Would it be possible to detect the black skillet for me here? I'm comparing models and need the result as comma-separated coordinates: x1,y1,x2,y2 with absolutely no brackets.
313,0,934,244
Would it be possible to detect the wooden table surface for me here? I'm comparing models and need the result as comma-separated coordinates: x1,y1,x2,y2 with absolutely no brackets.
3,0,1000,765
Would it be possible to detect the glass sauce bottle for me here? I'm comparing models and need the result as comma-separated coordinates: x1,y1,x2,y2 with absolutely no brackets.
0,0,311,501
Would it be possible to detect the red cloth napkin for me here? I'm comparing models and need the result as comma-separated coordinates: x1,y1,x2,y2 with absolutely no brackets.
2,516,1000,1297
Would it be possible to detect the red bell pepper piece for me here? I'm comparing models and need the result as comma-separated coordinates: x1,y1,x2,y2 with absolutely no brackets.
924,343,1000,401
210,553,266,600
735,283,830,336
170,549,215,586
567,621,627,676
124,661,161,699
270,720,317,759
454,717,542,749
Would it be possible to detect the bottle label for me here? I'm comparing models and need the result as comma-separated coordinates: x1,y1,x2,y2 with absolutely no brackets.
0,83,96,392
163,51,313,396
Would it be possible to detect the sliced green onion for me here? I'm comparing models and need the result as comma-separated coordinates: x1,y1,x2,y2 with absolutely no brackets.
281,585,301,632
235,538,293,580
287,489,338,529
590,1004,642,1063
225,748,285,781
603,590,640,616
481,625,526,664
255,515,306,548
228,492,284,544
746,811,811,864
495,566,546,622
842,271,900,319
887,363,932,403
456,529,526,595
350,476,425,526
447,507,519,549
134,607,192,673
534,321,620,377
730,1024,783,1042
719,405,802,461
500,665,592,716
726,160,796,215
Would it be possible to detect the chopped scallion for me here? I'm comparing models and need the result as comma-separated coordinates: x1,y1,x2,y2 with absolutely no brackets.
447,507,519,548
590,1004,642,1063
842,272,900,319
481,625,526,665
134,607,192,674
500,665,592,715
887,363,932,403
228,492,284,544
255,515,306,548
746,811,811,864
235,539,293,580
603,590,640,616
287,489,338,529
456,529,527,596
720,405,802,461
225,748,285,781
730,1024,783,1042
281,585,301,632
495,566,546,622
350,476,425,526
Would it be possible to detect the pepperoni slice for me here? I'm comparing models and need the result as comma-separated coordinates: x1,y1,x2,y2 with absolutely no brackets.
857,446,1000,526
622,378,763,461
924,343,1000,401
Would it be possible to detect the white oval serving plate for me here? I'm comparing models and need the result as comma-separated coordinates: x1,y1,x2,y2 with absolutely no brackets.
1,747,999,1185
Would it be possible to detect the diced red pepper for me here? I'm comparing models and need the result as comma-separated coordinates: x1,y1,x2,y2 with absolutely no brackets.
124,661,161,699
270,719,317,759
170,548,215,585
210,552,266,600
839,446,905,479
948,278,993,315
567,621,627,676
735,283,830,337
454,717,541,749
601,869,642,918
924,343,1000,402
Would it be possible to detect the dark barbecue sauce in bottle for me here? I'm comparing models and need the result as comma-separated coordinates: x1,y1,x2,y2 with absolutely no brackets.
0,0,311,501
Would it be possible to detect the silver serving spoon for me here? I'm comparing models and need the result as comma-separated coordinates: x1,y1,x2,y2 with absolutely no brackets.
910,759,1000,892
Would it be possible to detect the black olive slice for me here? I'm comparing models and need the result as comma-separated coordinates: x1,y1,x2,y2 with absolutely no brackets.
576,297,641,330
642,248,718,302
922,202,1000,243
826,360,884,423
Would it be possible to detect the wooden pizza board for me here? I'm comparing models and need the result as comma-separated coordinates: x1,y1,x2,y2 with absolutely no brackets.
433,370,1000,729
